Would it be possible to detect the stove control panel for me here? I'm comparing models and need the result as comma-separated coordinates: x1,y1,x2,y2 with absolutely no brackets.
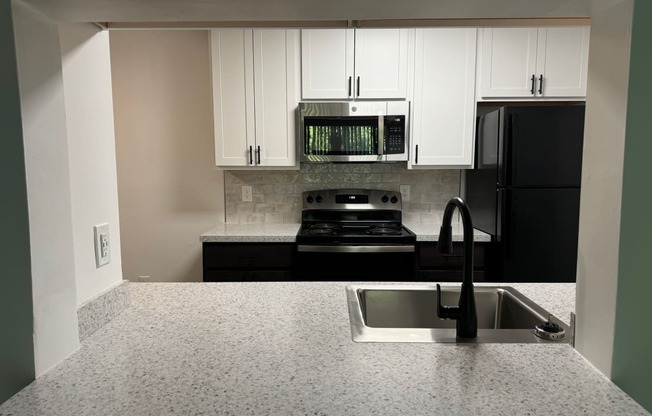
302,189,402,211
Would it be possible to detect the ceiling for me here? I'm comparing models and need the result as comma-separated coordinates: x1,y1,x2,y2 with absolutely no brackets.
18,0,612,24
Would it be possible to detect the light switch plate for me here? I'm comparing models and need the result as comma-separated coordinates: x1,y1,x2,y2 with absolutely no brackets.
93,223,111,268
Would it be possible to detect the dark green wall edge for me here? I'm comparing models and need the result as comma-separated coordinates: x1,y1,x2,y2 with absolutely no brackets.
0,0,36,405
612,0,652,413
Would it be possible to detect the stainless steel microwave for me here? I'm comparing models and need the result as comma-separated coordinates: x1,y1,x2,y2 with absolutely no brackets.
299,101,410,163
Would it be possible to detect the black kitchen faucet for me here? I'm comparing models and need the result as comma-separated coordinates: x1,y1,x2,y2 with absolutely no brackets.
435,197,478,338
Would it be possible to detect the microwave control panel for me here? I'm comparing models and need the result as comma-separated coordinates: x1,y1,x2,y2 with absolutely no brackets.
385,116,406,154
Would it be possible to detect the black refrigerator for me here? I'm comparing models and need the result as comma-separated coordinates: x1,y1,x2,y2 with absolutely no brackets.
464,104,585,283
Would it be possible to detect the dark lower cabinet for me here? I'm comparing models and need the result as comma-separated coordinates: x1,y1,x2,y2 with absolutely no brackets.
202,241,491,283
417,241,491,282
202,243,294,282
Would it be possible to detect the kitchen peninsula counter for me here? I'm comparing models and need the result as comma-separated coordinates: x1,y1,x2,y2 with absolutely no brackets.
1,282,648,416
199,222,492,243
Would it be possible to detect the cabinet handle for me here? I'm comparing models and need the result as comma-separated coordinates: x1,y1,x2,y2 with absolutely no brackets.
530,75,536,95
249,146,253,165
256,145,261,165
348,76,352,97
415,144,419,164
356,76,360,97
538,74,544,95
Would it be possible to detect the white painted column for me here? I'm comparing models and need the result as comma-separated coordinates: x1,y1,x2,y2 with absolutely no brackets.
12,0,79,376
574,0,633,377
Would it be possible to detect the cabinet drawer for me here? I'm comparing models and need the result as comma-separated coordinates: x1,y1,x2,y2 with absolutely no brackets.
418,242,486,269
418,270,486,283
250,270,294,281
204,270,251,282
203,243,294,269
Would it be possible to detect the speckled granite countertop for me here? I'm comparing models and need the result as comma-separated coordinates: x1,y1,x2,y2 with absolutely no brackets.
1,282,648,416
200,222,492,243
200,223,301,242
402,222,492,242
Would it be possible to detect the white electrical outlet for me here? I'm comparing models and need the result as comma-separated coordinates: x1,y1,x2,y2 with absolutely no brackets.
242,185,253,202
400,185,411,201
93,223,111,268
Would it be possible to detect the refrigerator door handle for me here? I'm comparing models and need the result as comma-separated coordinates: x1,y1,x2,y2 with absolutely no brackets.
501,114,517,187
501,189,515,260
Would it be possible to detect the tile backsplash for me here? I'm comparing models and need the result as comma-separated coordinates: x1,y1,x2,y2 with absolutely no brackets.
224,163,460,224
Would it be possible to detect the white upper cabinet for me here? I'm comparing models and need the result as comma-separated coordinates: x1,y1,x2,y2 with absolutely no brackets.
211,28,300,168
300,28,411,100
535,27,591,97
479,26,590,100
300,29,354,99
409,28,477,168
354,29,410,99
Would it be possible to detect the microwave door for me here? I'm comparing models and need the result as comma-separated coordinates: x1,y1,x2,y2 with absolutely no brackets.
301,116,383,162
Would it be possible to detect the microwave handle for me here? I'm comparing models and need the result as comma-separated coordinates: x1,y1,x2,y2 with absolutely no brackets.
378,116,385,156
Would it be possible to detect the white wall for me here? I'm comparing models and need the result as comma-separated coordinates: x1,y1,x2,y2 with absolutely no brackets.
110,30,224,283
59,23,124,305
12,0,79,376
575,0,633,377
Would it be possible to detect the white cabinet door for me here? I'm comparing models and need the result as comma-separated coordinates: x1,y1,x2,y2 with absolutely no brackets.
212,29,300,168
300,28,409,100
479,26,590,100
300,29,354,99
535,26,590,98
354,29,409,99
253,29,300,167
211,29,255,166
480,27,538,98
410,28,477,168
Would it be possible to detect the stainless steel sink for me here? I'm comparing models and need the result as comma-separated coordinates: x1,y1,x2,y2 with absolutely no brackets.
346,284,571,343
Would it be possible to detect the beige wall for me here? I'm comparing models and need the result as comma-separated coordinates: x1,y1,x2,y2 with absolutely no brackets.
110,30,224,283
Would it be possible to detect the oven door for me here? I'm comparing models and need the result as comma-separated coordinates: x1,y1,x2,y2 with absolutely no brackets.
294,244,417,281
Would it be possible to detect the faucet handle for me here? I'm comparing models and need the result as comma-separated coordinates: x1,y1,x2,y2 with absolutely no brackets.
436,284,461,320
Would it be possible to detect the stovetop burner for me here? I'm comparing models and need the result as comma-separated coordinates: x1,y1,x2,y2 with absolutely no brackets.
365,224,403,236
304,223,343,235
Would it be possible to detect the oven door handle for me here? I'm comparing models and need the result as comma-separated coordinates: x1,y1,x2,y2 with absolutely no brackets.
297,245,415,253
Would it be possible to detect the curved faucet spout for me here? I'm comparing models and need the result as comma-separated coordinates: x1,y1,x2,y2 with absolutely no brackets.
436,197,477,338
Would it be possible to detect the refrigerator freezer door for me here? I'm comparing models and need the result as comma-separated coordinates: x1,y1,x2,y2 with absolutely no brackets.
498,187,581,282
498,105,585,188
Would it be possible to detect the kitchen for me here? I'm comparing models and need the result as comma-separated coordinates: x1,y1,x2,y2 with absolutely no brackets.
1,0,651,414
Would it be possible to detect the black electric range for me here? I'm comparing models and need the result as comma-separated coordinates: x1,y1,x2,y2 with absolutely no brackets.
294,189,417,280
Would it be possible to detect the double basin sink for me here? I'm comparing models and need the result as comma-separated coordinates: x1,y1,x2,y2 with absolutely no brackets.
346,284,571,344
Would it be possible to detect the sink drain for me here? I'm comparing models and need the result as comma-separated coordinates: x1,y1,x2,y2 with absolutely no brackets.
533,315,566,341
